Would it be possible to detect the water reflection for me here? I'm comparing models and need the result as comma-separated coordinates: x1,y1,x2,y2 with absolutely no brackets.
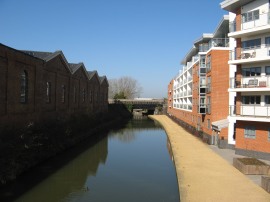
14,138,108,202
3,118,179,202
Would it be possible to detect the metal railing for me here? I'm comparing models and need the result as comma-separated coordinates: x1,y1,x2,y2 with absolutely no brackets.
229,76,270,89
198,38,229,52
229,105,270,117
229,46,270,61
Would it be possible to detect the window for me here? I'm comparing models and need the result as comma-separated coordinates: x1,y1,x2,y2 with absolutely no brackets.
73,87,76,103
206,55,211,72
268,129,270,141
20,70,28,103
242,9,259,23
96,92,98,103
266,37,270,47
82,88,86,102
89,91,93,103
61,85,66,103
242,67,261,76
265,95,270,104
266,66,270,75
207,119,211,129
46,82,51,103
242,38,261,50
207,77,211,93
207,96,211,114
244,126,256,139
242,96,261,104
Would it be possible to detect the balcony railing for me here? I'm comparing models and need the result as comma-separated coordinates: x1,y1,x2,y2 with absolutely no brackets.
229,12,270,33
229,45,270,61
209,38,229,49
199,38,229,52
229,105,270,117
229,76,270,89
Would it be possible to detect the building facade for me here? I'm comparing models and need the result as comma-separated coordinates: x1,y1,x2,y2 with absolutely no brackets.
0,43,108,126
168,16,231,148
221,0,270,160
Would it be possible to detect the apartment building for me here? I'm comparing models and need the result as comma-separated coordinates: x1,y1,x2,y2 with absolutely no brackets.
221,0,270,160
0,43,109,126
168,16,231,148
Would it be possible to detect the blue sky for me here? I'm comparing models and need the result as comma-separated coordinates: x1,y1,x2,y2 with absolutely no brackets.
0,0,227,98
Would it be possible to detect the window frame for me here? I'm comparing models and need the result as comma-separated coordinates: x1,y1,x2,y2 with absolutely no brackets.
244,126,256,139
242,95,261,105
265,95,270,105
242,38,261,50
20,70,28,103
61,85,66,103
242,67,261,77
82,88,86,103
242,9,260,23
265,66,270,75
46,81,51,103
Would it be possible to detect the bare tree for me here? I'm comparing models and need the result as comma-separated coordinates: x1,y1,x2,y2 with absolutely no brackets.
108,76,142,99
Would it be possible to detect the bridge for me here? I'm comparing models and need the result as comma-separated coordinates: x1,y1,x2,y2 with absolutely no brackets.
108,99,165,115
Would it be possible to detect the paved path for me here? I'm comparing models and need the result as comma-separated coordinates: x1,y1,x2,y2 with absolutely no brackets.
149,115,270,202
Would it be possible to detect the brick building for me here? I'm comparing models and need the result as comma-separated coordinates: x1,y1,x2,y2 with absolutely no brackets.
0,43,108,126
221,0,270,160
168,16,231,148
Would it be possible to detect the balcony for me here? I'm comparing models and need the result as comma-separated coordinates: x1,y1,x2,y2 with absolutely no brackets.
229,105,270,118
229,46,270,64
199,38,229,52
229,12,270,38
209,38,229,49
229,76,270,90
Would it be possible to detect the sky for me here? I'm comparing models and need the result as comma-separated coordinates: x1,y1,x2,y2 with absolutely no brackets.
0,0,227,98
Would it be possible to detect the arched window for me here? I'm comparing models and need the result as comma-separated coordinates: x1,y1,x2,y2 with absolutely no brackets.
73,86,76,103
20,70,28,103
61,85,65,103
82,88,86,102
46,82,51,103
89,90,93,103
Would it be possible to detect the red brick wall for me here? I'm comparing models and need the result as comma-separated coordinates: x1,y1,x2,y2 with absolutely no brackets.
235,8,241,32
0,44,108,126
167,49,229,140
167,79,173,114
236,121,270,153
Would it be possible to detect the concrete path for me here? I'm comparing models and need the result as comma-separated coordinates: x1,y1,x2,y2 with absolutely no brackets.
149,115,270,202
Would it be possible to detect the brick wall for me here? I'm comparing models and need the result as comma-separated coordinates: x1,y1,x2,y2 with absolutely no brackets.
167,49,230,144
0,44,108,126
236,121,270,153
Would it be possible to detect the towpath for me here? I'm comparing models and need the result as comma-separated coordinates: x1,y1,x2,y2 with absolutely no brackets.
149,115,270,202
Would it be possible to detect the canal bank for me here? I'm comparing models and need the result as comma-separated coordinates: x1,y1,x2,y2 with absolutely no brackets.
0,104,132,186
149,115,270,202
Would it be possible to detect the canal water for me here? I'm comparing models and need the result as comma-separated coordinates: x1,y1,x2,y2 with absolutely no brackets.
2,118,179,202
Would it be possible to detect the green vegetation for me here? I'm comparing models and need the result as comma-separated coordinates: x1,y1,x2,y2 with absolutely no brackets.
113,91,127,99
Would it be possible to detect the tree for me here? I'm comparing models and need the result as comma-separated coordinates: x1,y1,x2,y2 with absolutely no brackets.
109,76,142,99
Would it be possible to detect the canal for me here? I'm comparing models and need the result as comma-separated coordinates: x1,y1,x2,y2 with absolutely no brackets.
1,118,179,202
